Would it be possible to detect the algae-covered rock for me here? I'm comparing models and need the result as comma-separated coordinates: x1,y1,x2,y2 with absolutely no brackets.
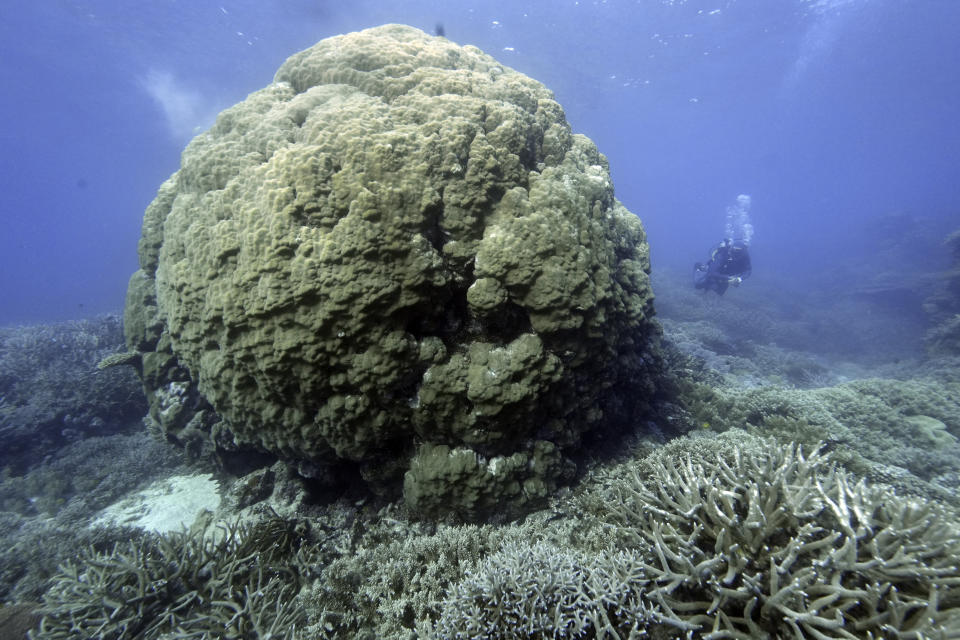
125,25,658,516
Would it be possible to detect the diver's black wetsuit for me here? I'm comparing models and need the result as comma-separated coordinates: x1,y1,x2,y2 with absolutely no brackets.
694,240,751,295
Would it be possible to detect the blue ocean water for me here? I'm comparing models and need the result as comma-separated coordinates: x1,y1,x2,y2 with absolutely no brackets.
2,5,960,635
1,0,958,326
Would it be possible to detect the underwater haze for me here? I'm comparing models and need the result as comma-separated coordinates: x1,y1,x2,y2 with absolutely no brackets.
1,0,959,324
6,3,960,637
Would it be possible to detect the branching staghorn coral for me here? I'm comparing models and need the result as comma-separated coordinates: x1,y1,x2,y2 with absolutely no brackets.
31,518,313,640
431,540,658,640
433,438,960,639
591,441,960,638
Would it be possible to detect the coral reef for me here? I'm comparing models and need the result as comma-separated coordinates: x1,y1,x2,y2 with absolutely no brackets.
31,518,314,640
8,417,954,640
0,316,145,474
0,513,152,604
653,266,931,368
0,431,186,601
303,516,511,639
653,257,960,502
123,24,658,517
10,23,956,640
924,228,960,355
578,437,960,638
682,377,960,491
905,414,958,448
432,541,654,639
0,431,184,518
0,602,41,640
290,432,960,639
402,440,573,521
424,435,960,638
927,315,960,356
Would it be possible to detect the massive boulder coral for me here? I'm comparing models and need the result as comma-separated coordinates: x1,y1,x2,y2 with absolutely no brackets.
123,25,658,516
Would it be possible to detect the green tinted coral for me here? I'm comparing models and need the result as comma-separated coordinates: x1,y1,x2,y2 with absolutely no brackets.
403,440,571,521
125,24,658,514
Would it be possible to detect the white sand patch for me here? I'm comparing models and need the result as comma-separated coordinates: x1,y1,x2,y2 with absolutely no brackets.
92,474,221,534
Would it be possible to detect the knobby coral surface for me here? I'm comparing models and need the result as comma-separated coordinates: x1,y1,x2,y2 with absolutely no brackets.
124,24,657,516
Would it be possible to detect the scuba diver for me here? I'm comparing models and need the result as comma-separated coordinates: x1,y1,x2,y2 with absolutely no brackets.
693,194,754,295
694,238,752,295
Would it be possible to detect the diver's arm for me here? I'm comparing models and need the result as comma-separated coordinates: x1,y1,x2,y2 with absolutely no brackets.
728,262,750,286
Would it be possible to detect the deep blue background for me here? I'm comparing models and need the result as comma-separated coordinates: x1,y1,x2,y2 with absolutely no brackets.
1,0,958,325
